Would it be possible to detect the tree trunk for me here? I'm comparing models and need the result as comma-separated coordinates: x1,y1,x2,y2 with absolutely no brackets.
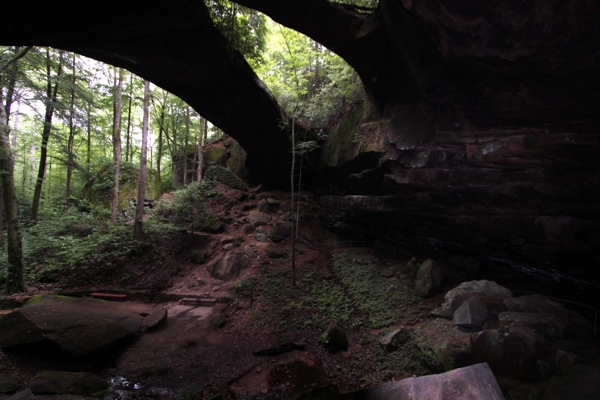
157,108,164,178
86,101,91,172
111,67,124,224
183,107,190,185
125,72,133,163
134,80,150,241
197,116,204,182
31,49,63,221
65,54,76,206
0,89,25,294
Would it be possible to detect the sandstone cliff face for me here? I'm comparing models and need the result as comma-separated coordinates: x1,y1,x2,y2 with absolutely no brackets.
317,0,600,292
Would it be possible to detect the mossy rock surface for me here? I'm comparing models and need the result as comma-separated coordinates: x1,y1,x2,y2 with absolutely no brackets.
202,212,224,233
203,147,227,164
205,166,246,191
226,142,248,183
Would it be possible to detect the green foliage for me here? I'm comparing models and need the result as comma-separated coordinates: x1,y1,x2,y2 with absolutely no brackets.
256,22,365,127
153,180,216,228
205,0,267,68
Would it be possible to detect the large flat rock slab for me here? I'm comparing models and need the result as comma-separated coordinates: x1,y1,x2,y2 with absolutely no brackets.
0,295,142,356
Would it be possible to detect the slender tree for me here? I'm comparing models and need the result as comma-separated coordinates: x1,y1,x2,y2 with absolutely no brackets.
197,116,204,182
125,72,133,162
65,53,76,206
0,87,25,294
111,67,124,224
31,48,63,221
134,80,150,240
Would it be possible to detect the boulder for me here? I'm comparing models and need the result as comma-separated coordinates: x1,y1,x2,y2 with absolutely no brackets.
255,233,268,242
204,166,246,190
222,243,235,251
379,327,411,352
268,222,292,243
248,211,271,227
504,295,591,338
415,259,443,298
0,295,142,356
264,244,289,259
257,199,269,213
531,364,600,400
498,311,567,341
323,326,347,354
471,323,553,381
207,252,251,281
396,258,418,286
452,297,489,329
27,371,108,396
438,280,513,316
242,224,254,234
202,212,223,233
220,236,235,244
413,319,471,372
212,315,226,328
5,389,35,400
0,375,20,395
145,308,167,331
345,363,504,400
190,250,206,265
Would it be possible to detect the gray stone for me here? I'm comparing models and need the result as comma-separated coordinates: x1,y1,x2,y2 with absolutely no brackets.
268,222,292,243
190,250,206,265
248,211,271,227
0,375,20,395
396,258,418,286
257,199,269,212
379,269,394,278
243,245,256,258
6,389,35,400
344,363,504,400
471,323,552,381
266,197,280,206
379,327,411,352
206,252,251,281
531,364,600,400
323,326,347,354
242,224,254,234
415,259,443,298
255,233,267,242
222,243,235,251
264,244,288,259
498,311,567,341
452,297,489,329
28,371,108,396
440,280,513,316
0,295,142,356
220,236,235,244
413,319,471,372
353,254,377,265
145,308,167,331
256,226,265,233
504,295,592,338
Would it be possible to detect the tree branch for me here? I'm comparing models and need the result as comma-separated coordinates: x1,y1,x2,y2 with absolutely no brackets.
0,46,33,76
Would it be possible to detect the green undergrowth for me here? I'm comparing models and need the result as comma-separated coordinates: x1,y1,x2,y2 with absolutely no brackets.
248,250,423,332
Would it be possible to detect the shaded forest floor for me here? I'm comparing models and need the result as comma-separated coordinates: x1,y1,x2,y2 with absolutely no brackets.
0,182,448,399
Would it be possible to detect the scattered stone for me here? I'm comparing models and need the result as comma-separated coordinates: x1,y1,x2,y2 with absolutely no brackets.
264,244,289,259
235,191,248,202
256,226,265,233
242,224,254,234
353,254,377,265
222,243,235,251
220,236,235,245
380,327,411,352
202,213,223,233
452,297,489,329
207,252,251,281
209,242,218,249
323,326,347,354
0,295,142,356
27,371,108,396
248,211,271,227
471,323,553,381
145,308,167,331
190,250,206,265
415,259,443,298
0,375,20,395
266,198,280,206
241,204,255,211
268,222,292,243
379,269,394,278
345,363,504,400
243,245,256,258
258,199,269,213
212,315,226,328
255,233,268,242
413,319,471,371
